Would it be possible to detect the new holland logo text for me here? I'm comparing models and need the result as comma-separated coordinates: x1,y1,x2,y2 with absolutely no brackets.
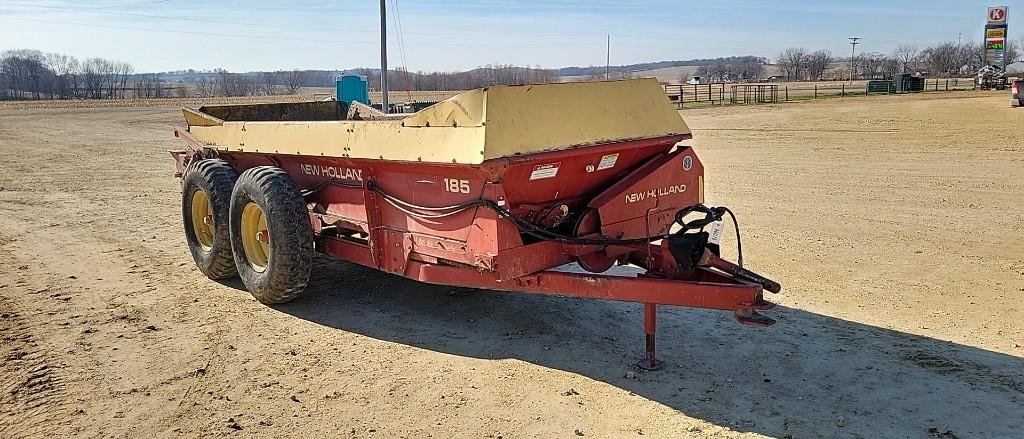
624,184,687,204
300,164,363,181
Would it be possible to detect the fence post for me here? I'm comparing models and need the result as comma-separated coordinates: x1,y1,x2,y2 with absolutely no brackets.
842,83,845,97
814,84,818,99
945,80,949,91
785,86,789,101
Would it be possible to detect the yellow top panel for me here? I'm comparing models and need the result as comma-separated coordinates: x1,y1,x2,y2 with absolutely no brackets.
185,78,689,164
480,79,689,159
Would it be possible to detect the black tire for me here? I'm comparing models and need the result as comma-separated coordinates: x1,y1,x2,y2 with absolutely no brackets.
182,159,238,280
229,166,313,304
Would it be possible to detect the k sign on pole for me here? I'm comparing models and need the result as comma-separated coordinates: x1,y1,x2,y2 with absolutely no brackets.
985,6,1009,68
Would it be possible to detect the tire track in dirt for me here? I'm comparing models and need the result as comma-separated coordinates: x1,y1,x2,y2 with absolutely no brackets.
0,186,233,436
0,255,69,438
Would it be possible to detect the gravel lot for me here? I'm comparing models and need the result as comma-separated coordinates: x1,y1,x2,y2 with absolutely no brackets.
0,91,1021,438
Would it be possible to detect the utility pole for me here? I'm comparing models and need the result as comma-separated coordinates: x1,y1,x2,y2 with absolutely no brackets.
605,34,611,80
380,0,389,113
848,37,861,81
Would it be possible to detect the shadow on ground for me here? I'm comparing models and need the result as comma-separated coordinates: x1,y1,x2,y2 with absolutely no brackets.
246,256,1023,438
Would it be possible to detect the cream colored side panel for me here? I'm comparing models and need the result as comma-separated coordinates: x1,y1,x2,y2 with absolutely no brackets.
482,78,690,160
191,122,486,163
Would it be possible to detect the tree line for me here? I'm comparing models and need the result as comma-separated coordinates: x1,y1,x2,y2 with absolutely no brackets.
202,64,559,94
0,49,324,101
1,49,559,101
772,39,1022,81
331,64,557,92
693,56,768,82
1,50,134,100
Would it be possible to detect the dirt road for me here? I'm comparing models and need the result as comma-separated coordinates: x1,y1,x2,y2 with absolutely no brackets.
1,92,1021,438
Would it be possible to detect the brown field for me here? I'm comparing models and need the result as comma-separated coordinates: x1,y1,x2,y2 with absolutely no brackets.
0,91,1022,438
0,90,463,112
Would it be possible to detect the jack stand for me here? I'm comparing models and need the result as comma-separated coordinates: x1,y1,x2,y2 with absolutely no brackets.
637,303,663,370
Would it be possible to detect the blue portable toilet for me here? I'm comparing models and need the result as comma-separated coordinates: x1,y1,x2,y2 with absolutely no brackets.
336,74,369,106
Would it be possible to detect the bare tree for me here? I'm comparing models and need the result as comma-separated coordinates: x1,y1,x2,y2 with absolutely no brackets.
195,74,217,97
893,45,919,73
135,73,165,98
963,42,986,72
920,42,962,76
742,59,765,81
259,72,278,96
81,58,107,99
862,54,899,78
1005,39,1020,64
709,63,728,82
283,69,308,94
777,48,808,80
806,50,832,80
115,62,133,99
45,53,79,99
695,64,710,80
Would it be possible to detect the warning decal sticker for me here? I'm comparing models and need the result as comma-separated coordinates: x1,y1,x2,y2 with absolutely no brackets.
529,163,560,180
596,154,619,171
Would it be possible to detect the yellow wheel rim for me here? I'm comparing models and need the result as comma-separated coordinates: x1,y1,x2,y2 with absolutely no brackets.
190,190,215,252
240,202,270,273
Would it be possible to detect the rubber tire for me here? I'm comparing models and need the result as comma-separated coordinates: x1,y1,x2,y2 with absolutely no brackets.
182,159,238,280
229,166,313,304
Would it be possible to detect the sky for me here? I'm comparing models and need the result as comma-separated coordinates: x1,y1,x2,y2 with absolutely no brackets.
0,0,1020,73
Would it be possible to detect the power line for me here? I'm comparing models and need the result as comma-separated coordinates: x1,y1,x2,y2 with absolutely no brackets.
391,0,415,100
6,2,608,38
0,16,602,48
0,16,372,45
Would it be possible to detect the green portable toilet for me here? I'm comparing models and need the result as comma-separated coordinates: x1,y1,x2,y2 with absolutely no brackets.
336,75,369,106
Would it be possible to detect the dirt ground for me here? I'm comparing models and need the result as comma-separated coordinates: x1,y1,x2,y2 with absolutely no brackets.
0,91,1021,439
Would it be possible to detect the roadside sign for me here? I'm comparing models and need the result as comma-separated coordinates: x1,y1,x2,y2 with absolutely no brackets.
986,28,1006,38
988,6,1007,24
985,7,1010,67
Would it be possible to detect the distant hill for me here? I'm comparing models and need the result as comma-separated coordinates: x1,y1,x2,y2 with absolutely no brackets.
555,56,765,77
151,56,767,84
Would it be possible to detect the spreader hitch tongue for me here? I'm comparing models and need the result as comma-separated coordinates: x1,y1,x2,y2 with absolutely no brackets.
669,204,782,294
700,251,782,294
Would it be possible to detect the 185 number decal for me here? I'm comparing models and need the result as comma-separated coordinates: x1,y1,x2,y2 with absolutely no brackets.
444,178,470,194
